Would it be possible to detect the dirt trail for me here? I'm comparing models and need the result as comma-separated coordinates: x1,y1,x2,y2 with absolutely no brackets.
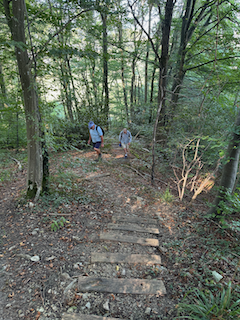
0,146,182,320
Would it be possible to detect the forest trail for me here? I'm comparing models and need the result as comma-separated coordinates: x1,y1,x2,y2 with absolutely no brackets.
0,143,196,319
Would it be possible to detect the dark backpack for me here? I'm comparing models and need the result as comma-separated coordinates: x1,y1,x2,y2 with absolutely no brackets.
96,125,105,136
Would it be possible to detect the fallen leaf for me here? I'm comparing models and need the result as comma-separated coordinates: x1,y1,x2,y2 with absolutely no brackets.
35,311,41,320
111,294,115,301
8,292,14,298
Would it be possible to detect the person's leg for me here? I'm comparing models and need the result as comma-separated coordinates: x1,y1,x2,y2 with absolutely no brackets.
122,143,128,158
93,142,102,160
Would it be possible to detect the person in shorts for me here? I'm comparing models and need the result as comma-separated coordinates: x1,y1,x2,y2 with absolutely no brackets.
119,128,132,158
88,121,104,161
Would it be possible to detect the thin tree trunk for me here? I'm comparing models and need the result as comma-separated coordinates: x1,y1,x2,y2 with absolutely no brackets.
144,4,152,104
101,11,109,128
0,61,7,108
208,110,240,216
117,5,129,124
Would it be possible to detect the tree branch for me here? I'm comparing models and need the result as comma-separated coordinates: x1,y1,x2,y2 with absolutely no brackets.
185,55,239,72
34,8,94,60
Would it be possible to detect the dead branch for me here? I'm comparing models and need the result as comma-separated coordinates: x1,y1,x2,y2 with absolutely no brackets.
190,157,222,203
10,156,22,171
122,164,148,180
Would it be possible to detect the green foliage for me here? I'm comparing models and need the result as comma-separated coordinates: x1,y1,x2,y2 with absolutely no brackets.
51,216,66,232
46,118,89,151
161,186,174,203
176,282,240,320
0,106,27,149
207,188,240,221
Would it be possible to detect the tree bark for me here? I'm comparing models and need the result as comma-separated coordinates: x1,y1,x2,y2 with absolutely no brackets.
117,3,129,125
208,110,240,216
101,11,109,128
144,4,152,104
3,0,43,198
158,0,174,124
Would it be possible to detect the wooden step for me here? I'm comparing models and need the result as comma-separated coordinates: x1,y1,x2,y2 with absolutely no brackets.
100,232,159,247
107,223,159,234
62,314,126,320
78,276,166,295
91,252,161,265
112,215,158,225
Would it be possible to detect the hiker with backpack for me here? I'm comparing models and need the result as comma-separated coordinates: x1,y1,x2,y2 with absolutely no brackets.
119,128,132,159
88,121,104,161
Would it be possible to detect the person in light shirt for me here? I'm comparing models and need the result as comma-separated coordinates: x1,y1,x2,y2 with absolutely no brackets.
88,121,104,161
119,128,132,158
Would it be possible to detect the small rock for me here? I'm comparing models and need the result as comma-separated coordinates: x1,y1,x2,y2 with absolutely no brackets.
185,272,193,278
31,231,38,235
67,307,76,313
37,307,45,313
158,246,168,253
45,256,56,261
5,303,11,308
85,302,91,309
61,272,71,280
73,262,83,269
145,307,151,315
82,293,89,300
103,299,110,311
30,255,40,262
156,265,168,273
51,305,58,312
121,268,126,276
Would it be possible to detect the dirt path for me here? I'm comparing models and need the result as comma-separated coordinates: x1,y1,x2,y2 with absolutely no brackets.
0,145,192,319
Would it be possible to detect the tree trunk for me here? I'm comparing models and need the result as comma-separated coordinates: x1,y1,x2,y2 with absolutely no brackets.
208,110,240,216
144,4,152,104
158,0,174,125
170,0,211,117
117,4,129,125
4,0,43,198
0,60,7,108
101,11,109,128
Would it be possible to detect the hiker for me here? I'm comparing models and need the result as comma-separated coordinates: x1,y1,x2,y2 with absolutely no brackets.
88,121,104,161
119,128,132,158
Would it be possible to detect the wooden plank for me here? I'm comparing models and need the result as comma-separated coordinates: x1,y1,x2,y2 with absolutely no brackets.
78,276,166,295
107,223,159,234
62,314,126,320
100,232,159,247
91,252,161,265
112,215,158,225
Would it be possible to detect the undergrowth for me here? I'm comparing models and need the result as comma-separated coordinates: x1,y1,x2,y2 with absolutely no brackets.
170,211,240,319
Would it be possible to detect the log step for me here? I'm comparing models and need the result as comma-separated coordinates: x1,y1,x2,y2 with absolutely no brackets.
91,252,161,265
78,276,166,295
100,232,159,247
107,223,159,234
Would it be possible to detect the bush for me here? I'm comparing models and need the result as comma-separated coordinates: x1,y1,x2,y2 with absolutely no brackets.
175,282,240,320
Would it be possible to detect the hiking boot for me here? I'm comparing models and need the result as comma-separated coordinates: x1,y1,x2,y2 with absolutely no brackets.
124,155,128,159
98,153,102,161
